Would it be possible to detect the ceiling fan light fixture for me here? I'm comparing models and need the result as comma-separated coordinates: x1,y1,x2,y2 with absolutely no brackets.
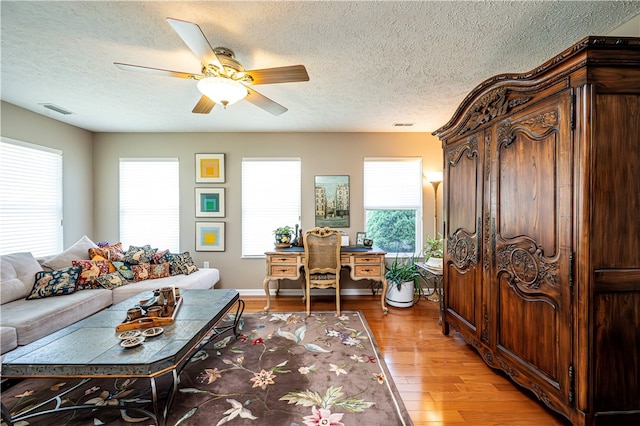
197,76,248,107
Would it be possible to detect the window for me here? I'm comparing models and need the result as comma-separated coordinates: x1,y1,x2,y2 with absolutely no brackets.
119,159,179,252
364,158,423,255
0,138,63,256
242,158,301,257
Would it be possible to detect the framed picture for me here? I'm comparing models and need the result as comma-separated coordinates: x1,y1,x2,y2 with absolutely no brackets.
195,188,225,217
356,232,366,247
195,153,225,183
314,175,350,228
195,222,225,252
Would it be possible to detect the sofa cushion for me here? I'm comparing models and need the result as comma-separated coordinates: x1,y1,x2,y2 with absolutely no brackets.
122,245,157,265
96,272,129,290
72,259,110,289
111,267,219,305
166,252,198,276
88,242,124,262
90,254,116,273
1,252,44,304
0,289,112,346
132,263,151,282
1,326,18,354
26,266,81,300
150,262,170,279
112,261,134,280
41,235,97,270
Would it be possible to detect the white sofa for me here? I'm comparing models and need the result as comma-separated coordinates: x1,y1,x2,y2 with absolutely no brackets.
0,240,219,355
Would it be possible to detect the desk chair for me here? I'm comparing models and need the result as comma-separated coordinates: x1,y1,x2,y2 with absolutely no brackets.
302,227,342,317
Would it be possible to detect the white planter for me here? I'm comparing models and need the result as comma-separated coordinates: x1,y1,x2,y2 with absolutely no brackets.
426,257,443,269
385,280,415,308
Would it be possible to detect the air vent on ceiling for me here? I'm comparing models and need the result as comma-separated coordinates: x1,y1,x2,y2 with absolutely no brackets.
393,123,414,127
39,103,73,115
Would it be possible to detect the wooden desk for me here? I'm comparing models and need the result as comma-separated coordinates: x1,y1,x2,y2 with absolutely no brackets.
263,246,388,314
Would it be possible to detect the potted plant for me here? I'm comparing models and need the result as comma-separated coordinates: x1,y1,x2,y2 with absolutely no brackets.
384,255,423,308
423,234,444,268
273,225,294,247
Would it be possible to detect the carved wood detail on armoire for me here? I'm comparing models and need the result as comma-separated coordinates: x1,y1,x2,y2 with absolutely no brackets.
433,36,640,426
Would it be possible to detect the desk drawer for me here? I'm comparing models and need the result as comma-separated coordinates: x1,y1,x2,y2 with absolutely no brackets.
271,256,297,264
270,265,298,277
354,265,381,277
353,256,381,265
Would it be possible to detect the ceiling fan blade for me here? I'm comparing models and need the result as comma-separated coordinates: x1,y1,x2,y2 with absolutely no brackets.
244,65,309,85
245,87,288,116
192,95,216,114
114,62,201,79
166,18,223,71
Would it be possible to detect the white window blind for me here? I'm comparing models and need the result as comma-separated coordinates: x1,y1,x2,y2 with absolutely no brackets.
242,158,301,257
363,157,423,254
0,138,63,256
119,159,180,252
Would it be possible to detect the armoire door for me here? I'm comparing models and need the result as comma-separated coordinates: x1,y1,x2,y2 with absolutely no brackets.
491,90,574,412
443,129,484,342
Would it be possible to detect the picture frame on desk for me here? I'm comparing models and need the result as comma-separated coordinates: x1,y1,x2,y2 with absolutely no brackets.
356,232,366,247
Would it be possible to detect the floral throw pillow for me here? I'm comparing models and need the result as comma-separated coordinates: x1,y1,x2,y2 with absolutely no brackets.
150,262,170,279
132,263,151,282
166,252,199,276
112,261,134,280
27,266,81,300
152,249,170,264
122,245,157,265
72,260,110,289
176,252,198,275
90,254,116,273
96,272,129,290
88,242,124,262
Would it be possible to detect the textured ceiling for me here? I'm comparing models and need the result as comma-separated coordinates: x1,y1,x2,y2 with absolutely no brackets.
1,1,639,133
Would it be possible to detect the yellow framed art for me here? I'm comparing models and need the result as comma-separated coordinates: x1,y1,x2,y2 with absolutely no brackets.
195,153,225,183
195,222,225,252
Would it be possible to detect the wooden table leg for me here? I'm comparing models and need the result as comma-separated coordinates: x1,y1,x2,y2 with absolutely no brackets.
263,277,271,312
380,278,388,315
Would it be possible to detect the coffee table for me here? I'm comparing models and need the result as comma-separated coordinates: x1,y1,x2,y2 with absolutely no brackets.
1,289,243,426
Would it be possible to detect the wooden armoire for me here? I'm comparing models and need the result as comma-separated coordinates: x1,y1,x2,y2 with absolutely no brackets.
433,36,640,426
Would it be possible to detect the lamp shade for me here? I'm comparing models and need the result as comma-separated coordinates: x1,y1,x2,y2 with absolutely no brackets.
426,171,443,184
197,77,248,107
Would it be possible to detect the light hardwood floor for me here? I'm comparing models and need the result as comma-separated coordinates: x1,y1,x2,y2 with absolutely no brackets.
242,294,571,426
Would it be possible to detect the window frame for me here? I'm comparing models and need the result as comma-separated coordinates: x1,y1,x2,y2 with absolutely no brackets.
0,137,63,256
363,157,423,256
119,158,180,252
241,157,301,258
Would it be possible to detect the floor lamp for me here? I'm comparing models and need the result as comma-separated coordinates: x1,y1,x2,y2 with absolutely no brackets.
426,171,443,237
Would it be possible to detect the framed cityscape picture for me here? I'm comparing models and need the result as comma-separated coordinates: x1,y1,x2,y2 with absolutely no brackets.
195,153,225,183
195,222,225,252
195,188,225,217
314,175,350,228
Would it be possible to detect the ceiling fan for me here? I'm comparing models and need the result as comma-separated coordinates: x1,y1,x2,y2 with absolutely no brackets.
114,17,309,116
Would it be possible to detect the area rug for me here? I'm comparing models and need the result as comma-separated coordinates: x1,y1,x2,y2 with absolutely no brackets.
1,311,413,426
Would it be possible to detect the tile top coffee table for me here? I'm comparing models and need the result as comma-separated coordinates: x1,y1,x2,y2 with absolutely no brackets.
1,288,243,426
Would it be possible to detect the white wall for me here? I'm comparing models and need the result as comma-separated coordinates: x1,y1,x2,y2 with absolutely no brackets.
608,12,640,36
92,132,443,291
0,102,94,250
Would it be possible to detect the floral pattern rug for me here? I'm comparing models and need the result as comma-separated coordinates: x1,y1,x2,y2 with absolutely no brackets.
1,311,413,426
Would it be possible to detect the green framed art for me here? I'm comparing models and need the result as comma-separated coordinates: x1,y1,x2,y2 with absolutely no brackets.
195,188,225,217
